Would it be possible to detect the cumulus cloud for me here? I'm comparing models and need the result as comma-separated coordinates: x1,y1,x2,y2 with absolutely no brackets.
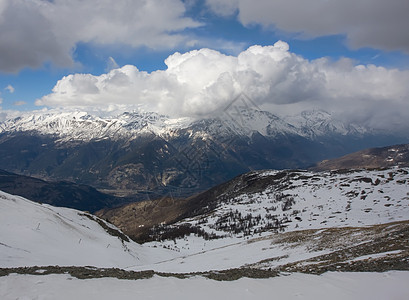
36,41,409,130
0,0,201,73
206,0,409,54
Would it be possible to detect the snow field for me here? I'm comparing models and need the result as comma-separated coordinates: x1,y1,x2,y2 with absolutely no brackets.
1,271,409,300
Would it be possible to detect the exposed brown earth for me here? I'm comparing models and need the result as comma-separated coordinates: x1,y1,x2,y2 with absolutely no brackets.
96,196,190,242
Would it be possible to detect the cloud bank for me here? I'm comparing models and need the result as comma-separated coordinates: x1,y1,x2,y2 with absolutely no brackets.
0,0,200,72
206,0,409,54
37,41,409,130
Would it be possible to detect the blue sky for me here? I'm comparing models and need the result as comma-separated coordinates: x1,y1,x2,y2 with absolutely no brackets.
1,0,409,130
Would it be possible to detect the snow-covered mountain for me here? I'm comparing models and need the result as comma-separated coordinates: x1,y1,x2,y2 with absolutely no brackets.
0,110,192,143
100,167,409,242
284,110,368,138
98,167,409,274
0,109,369,142
0,109,407,199
1,166,408,298
156,167,409,236
2,166,407,276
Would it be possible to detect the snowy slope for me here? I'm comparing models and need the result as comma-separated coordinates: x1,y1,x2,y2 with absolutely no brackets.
129,167,409,272
0,190,173,268
1,168,408,275
135,219,409,273
165,167,409,237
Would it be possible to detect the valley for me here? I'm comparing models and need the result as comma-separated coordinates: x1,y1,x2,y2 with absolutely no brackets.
1,166,408,276
2,2,409,297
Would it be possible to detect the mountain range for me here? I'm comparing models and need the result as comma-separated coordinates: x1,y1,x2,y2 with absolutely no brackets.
1,108,407,201
1,137,408,291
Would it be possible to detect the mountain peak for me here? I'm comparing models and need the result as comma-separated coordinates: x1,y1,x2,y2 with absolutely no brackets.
0,108,376,142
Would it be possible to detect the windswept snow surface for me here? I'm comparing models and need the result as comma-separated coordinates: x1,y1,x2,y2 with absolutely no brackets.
0,191,174,268
1,271,409,300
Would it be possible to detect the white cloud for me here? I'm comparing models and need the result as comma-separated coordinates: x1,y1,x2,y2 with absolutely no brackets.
36,42,409,130
0,0,201,72
5,84,14,93
206,0,409,54
205,0,239,17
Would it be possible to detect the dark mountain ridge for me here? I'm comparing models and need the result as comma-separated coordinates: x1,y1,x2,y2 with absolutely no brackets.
312,143,409,171
0,169,121,213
